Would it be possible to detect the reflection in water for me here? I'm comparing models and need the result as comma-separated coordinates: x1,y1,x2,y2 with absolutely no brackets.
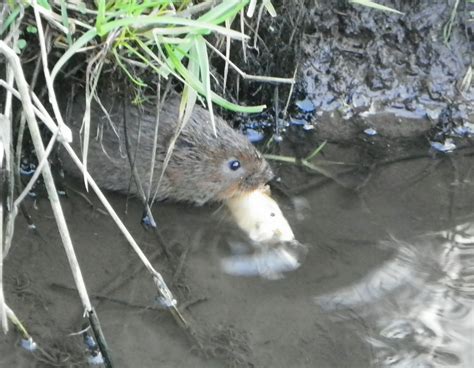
220,240,307,279
314,223,474,367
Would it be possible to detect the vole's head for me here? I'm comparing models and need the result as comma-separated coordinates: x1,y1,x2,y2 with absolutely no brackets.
166,112,274,205
215,148,274,201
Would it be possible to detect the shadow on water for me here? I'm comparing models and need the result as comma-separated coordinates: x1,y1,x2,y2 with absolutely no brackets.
2,130,474,367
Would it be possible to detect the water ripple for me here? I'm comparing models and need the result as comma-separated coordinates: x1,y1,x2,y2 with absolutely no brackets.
314,223,474,367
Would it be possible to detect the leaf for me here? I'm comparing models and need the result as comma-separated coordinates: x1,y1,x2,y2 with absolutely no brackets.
96,0,107,34
37,0,52,11
26,25,38,34
198,0,247,25
17,39,27,49
59,0,72,45
0,6,21,36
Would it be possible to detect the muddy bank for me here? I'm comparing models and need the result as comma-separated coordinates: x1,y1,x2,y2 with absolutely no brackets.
231,0,473,142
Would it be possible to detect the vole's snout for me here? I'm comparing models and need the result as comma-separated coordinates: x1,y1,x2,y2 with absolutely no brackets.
243,163,274,190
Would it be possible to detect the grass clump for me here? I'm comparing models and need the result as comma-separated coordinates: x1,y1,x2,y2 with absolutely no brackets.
2,1,286,117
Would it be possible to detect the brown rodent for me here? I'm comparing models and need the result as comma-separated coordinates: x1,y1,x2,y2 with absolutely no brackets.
60,94,274,205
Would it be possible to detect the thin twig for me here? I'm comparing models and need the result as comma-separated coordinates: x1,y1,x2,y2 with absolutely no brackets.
205,39,295,84
62,142,188,329
32,4,72,144
0,138,7,332
81,29,119,191
0,78,180,321
282,66,298,118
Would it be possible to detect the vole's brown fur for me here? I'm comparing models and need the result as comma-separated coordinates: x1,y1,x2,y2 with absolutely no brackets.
61,95,273,205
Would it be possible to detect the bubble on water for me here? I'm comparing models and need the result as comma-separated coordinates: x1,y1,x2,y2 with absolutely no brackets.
289,118,306,126
20,167,35,176
142,214,157,228
155,295,177,308
303,122,315,131
20,338,37,352
295,98,316,113
20,161,36,176
245,128,265,143
364,128,378,136
273,134,284,143
452,123,474,137
84,335,97,350
88,352,105,365
430,139,456,152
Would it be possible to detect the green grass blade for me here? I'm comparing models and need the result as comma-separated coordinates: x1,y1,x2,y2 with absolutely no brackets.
198,0,248,24
51,28,98,82
0,6,21,36
96,0,106,33
165,43,265,113
112,47,147,87
37,0,52,10
121,41,167,78
99,16,249,40
135,37,172,75
59,0,72,46
194,35,216,134
180,45,199,125
305,140,327,161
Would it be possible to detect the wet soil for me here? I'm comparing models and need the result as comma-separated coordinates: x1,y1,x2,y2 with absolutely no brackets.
226,0,473,142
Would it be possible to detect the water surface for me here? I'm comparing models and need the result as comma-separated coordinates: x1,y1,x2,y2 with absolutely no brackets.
1,136,473,367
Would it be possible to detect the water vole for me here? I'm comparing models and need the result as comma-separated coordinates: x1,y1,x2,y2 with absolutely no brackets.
61,95,274,205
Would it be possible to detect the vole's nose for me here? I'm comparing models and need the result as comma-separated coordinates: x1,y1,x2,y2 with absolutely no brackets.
245,164,274,188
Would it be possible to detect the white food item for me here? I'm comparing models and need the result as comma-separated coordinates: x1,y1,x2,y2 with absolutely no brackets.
226,189,295,243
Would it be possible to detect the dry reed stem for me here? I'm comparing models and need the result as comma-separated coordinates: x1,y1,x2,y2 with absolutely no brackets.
0,138,7,333
0,40,114,366
0,15,22,333
32,2,72,144
205,39,295,84
61,142,187,327
82,29,119,191
0,79,181,326
4,302,31,340
0,35,97,331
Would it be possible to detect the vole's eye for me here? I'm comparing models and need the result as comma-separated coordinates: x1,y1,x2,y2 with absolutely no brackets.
229,160,241,171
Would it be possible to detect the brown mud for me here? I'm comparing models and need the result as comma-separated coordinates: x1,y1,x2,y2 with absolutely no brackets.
226,0,473,143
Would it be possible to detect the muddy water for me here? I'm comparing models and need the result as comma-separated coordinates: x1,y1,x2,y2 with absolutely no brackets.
1,135,474,367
